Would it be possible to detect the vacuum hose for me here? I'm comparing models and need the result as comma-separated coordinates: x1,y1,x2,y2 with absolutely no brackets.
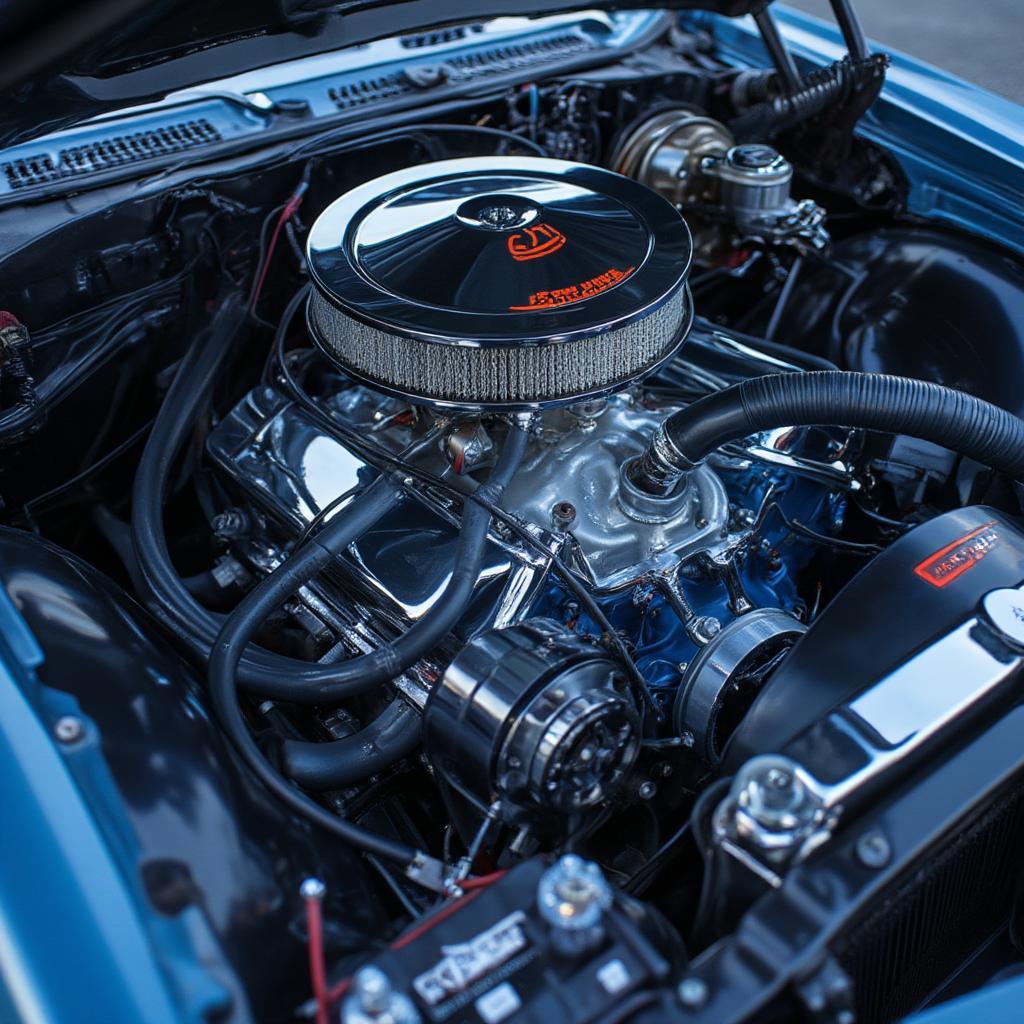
629,371,1024,495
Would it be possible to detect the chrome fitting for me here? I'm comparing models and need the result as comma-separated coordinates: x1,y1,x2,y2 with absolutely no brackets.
713,754,833,867
341,966,420,1024
623,425,695,498
536,854,613,957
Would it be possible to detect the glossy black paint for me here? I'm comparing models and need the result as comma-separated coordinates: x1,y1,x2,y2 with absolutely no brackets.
688,706,1024,1023
725,506,1024,769
781,229,1024,416
0,528,385,1021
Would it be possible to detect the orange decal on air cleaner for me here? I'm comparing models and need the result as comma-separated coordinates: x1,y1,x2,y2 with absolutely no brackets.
506,222,566,261
509,266,636,310
913,521,999,588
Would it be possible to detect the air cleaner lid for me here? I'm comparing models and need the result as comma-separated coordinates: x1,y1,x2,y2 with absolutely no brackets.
306,156,692,346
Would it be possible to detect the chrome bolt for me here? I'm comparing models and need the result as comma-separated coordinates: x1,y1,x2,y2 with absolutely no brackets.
537,854,612,955
765,766,792,790
855,830,891,870
726,754,825,856
691,616,721,644
54,716,84,743
551,500,577,529
342,965,420,1024
353,967,392,1014
211,508,250,542
638,781,658,800
678,976,709,1009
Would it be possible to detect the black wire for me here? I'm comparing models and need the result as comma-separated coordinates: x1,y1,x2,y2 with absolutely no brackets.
687,777,732,948
22,419,155,522
288,121,548,163
623,818,693,896
246,202,287,314
473,507,658,723
761,500,882,555
850,494,913,534
294,484,361,549
764,254,803,342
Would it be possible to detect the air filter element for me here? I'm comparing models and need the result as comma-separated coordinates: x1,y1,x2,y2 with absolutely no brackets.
306,156,693,410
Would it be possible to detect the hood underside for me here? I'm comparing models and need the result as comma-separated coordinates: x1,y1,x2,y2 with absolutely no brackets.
0,0,769,150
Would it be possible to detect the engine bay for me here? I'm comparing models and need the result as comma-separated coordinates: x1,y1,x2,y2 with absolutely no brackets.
3,8,1024,1023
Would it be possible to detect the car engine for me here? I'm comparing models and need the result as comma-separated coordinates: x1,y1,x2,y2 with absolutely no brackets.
2,7,1024,1024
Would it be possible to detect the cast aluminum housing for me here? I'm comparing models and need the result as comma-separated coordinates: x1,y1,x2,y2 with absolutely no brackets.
306,156,693,410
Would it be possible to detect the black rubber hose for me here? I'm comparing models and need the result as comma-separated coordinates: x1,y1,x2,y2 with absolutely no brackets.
280,700,421,790
631,371,1024,493
753,8,802,93
210,425,526,779
129,292,365,699
208,427,528,862
213,421,526,697
132,293,530,708
129,290,420,702
328,422,530,685
207,476,423,868
829,0,870,63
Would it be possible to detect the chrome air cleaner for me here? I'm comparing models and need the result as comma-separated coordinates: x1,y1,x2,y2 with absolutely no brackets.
306,156,693,410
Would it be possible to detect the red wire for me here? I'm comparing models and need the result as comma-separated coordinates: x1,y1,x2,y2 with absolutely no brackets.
459,869,508,891
326,870,508,1004
251,184,307,313
304,893,330,1024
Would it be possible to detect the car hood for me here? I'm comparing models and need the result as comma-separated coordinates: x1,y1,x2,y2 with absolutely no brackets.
0,0,765,150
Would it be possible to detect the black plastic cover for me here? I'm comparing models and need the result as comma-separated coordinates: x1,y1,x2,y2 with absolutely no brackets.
724,505,1024,768
346,857,685,1023
780,229,1024,417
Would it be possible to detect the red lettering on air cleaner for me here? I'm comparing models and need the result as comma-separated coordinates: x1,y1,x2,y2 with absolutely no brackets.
509,266,636,310
506,223,566,261
913,521,999,588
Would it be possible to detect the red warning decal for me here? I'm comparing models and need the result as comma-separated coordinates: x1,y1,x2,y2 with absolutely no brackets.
913,521,999,588
507,222,566,262
509,266,635,310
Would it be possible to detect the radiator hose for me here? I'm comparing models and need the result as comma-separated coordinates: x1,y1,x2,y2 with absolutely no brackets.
629,371,1024,495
